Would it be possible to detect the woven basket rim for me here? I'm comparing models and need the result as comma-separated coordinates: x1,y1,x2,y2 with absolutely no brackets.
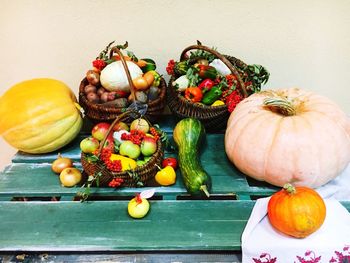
168,54,249,111
79,77,167,113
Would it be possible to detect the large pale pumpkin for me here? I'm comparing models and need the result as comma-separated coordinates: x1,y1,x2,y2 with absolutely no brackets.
225,88,350,188
0,78,83,154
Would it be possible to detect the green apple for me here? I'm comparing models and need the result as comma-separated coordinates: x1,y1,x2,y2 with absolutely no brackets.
127,196,150,219
141,137,157,156
119,140,141,159
130,118,149,133
80,137,99,153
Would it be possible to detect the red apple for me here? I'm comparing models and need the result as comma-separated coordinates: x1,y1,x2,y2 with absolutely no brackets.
141,137,157,156
80,137,99,153
127,195,150,219
92,122,111,141
112,121,129,132
103,135,115,151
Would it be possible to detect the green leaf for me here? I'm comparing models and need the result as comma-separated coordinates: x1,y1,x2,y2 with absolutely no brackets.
116,41,128,50
126,50,138,62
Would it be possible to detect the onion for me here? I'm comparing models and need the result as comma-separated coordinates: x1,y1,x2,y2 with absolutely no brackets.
60,167,82,187
51,154,73,174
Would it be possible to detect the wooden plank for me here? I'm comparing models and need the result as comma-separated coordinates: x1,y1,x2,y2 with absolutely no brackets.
0,252,242,263
0,133,277,199
0,200,254,251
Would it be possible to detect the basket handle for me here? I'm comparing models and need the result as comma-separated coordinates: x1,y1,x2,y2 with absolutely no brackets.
97,110,154,157
180,42,248,98
109,46,136,102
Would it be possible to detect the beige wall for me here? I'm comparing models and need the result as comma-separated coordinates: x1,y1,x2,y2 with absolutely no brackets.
1,0,350,171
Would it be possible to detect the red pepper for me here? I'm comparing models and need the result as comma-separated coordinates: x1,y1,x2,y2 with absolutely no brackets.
197,65,218,80
184,87,203,103
198,79,215,92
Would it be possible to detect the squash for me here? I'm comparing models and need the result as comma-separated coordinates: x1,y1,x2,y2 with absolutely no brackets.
100,61,143,92
0,78,83,154
110,154,137,171
268,184,326,238
173,118,211,197
225,88,350,188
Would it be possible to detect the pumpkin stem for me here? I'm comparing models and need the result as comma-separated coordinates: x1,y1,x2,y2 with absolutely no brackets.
283,183,296,194
263,96,296,116
200,185,210,198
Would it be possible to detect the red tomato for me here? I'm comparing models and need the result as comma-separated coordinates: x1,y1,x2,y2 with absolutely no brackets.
162,157,178,169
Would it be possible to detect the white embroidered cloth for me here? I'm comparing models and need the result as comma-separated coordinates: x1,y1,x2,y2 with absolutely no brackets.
241,164,350,263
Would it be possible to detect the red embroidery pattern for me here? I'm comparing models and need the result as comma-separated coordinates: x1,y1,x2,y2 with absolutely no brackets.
252,245,350,263
329,245,350,263
295,250,321,263
253,253,277,263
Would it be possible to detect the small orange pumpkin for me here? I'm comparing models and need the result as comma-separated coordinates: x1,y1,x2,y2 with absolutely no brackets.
267,184,326,238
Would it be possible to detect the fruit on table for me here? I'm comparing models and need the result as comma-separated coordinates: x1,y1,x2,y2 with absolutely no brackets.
173,118,211,197
51,154,73,174
110,154,137,171
268,184,326,238
127,189,155,219
225,88,350,188
127,195,150,219
155,166,176,186
80,137,99,154
59,167,82,187
100,61,143,92
91,122,111,141
119,140,141,159
162,157,178,170
0,78,82,154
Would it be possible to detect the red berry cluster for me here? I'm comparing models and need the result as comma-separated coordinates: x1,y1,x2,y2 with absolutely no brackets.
100,148,122,172
100,148,112,162
105,159,122,172
224,90,243,113
92,59,106,71
149,127,160,141
166,59,176,76
121,130,146,145
226,74,239,88
108,178,124,188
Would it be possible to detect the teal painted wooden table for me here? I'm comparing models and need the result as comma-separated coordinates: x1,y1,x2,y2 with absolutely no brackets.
0,117,348,262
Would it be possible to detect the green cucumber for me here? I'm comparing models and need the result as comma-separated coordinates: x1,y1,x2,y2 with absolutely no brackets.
173,118,211,197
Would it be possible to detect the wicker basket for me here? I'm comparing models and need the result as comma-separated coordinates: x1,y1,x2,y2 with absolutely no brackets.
79,45,166,123
167,44,249,131
81,110,164,187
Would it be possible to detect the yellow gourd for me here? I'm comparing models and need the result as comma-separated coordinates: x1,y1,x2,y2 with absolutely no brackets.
0,78,83,154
